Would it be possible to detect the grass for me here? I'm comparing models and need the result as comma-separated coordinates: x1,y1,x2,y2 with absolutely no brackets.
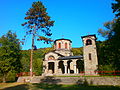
0,83,25,89
0,83,120,90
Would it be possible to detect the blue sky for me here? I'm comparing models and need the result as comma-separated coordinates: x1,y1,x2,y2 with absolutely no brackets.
0,0,114,50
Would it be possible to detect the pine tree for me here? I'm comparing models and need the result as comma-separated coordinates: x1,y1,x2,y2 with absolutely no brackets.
22,1,54,76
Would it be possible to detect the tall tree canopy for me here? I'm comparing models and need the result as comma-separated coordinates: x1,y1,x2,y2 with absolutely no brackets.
97,0,120,73
112,0,120,17
22,1,54,76
22,1,54,43
0,31,21,82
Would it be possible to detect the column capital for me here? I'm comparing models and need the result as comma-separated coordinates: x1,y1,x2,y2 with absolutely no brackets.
74,59,78,62
64,60,67,65
73,59,77,65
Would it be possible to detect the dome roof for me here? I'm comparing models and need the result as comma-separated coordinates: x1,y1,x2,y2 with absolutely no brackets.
54,38,72,43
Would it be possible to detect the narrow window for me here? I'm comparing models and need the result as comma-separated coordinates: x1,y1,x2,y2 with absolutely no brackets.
89,53,92,60
58,42,61,49
65,42,67,49
86,39,92,45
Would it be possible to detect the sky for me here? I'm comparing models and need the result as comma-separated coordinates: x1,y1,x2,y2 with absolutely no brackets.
0,0,115,50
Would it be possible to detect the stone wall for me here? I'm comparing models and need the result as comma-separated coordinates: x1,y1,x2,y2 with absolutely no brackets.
82,35,98,76
17,76,120,85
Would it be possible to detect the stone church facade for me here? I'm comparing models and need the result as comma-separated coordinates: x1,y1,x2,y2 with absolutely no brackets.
42,34,98,76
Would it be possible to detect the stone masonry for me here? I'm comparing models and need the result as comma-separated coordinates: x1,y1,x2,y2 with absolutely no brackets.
43,35,98,76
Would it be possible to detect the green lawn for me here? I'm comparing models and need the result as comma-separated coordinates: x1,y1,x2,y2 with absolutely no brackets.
0,83,120,90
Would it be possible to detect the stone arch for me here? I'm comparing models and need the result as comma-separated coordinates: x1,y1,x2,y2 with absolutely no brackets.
86,39,92,45
58,61,64,74
76,60,84,73
48,62,54,74
48,55,55,60
67,60,74,73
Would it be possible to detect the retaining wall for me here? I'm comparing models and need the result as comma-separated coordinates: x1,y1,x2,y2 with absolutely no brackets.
17,76,120,85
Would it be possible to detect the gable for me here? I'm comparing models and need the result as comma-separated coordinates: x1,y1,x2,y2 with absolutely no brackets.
45,52,60,61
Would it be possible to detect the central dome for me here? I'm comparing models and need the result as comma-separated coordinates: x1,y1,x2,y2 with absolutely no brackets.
54,38,72,51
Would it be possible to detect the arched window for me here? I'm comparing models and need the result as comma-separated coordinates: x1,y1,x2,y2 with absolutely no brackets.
89,53,92,60
86,39,92,45
48,55,55,60
65,42,67,49
58,42,61,49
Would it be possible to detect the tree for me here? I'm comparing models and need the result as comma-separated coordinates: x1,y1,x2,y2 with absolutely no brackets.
112,0,120,17
0,31,21,82
97,0,120,74
22,1,54,76
97,20,119,73
72,47,83,56
20,50,30,72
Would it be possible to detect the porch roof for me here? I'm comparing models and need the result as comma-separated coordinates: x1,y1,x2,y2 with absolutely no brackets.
58,55,83,60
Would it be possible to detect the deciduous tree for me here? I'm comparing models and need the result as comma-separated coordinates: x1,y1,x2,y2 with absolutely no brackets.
97,0,120,73
0,31,21,82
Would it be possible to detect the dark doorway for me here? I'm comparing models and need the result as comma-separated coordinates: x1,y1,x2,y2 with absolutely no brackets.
48,62,54,73
67,60,73,73
58,61,64,74
76,60,84,73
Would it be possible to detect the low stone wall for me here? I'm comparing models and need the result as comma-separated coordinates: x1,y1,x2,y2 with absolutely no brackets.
17,76,120,85
54,77,120,85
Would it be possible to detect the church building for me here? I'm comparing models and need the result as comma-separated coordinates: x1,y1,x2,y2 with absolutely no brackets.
42,34,98,76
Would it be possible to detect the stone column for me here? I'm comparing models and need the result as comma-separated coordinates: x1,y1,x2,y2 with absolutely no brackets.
44,61,48,74
54,61,58,74
64,60,67,74
68,68,70,74
64,65,67,74
76,68,79,74
74,65,77,73
73,59,77,74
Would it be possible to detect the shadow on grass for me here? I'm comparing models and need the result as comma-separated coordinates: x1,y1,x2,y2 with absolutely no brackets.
2,83,120,90
40,76,61,84
32,83,120,90
3,84,29,90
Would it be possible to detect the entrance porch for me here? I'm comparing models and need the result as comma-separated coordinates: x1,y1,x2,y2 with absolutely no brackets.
43,56,84,76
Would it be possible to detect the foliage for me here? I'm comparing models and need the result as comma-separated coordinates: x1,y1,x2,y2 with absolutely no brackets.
72,47,83,56
97,21,119,73
98,65,115,75
20,50,30,72
112,0,120,17
21,1,54,77
33,49,44,75
98,20,116,39
0,31,21,82
77,60,84,72
22,1,54,44
20,47,82,76
20,48,54,75
97,0,120,73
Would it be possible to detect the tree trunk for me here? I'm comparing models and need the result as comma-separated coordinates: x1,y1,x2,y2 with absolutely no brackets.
30,30,35,77
3,75,6,83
